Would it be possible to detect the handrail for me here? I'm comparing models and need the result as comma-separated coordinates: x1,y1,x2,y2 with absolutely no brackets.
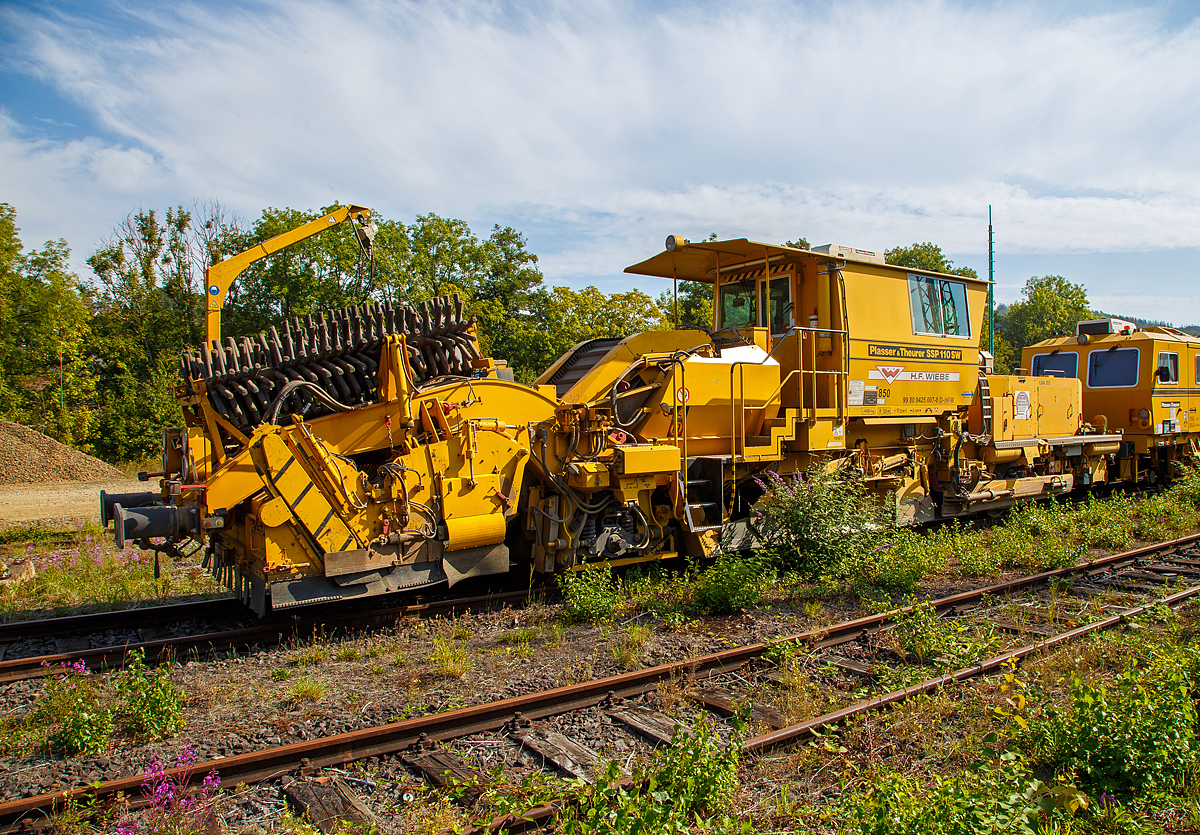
727,326,809,458
663,353,690,512
725,325,855,460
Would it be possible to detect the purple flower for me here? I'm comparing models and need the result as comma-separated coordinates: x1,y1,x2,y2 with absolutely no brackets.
201,770,220,795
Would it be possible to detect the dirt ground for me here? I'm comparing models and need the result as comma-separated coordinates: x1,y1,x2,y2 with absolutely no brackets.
0,479,140,527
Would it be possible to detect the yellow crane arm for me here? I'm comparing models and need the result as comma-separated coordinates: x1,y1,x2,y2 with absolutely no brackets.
204,204,374,345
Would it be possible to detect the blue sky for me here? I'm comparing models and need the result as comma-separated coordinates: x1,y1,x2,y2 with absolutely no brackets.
3,0,1200,323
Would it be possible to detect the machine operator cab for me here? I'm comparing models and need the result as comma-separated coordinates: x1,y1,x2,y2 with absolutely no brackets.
1022,318,1200,461
623,237,988,459
712,243,886,344
716,264,793,337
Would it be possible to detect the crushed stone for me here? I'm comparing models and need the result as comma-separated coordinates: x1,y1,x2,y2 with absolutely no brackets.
0,420,125,485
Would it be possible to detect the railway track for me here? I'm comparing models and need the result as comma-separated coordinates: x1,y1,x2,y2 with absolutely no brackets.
3,533,1200,832
0,588,532,684
0,597,244,646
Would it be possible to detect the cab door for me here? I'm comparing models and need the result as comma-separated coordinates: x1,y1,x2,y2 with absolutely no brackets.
759,268,794,338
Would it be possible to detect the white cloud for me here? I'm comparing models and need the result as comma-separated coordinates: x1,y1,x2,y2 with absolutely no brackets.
2,0,1200,319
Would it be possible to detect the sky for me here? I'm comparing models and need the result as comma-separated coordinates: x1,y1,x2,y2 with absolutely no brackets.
2,0,1200,323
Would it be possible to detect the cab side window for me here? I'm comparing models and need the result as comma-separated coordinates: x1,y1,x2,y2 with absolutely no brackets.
908,275,970,337
1157,351,1179,384
1032,351,1078,378
1087,347,1140,388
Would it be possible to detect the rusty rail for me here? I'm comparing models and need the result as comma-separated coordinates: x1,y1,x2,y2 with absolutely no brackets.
0,597,242,644
0,588,532,684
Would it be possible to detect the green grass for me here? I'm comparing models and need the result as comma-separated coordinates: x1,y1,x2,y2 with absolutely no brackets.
0,525,224,621
0,523,81,546
430,637,471,678
498,627,539,645
289,645,330,667
287,676,326,704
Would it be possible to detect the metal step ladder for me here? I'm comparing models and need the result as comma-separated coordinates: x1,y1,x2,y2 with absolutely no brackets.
680,457,724,533
978,375,993,437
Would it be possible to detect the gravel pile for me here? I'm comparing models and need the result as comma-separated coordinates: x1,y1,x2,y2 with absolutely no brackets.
0,420,125,484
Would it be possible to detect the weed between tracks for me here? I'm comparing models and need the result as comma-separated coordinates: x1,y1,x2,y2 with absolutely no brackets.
0,649,186,757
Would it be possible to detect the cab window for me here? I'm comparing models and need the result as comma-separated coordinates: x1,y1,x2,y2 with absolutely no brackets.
1157,351,1179,384
719,279,756,329
1087,347,1140,388
908,275,970,337
760,276,792,335
1032,351,1078,378
1196,354,1200,385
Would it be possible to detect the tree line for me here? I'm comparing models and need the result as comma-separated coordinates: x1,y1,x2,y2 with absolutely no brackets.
0,200,1092,464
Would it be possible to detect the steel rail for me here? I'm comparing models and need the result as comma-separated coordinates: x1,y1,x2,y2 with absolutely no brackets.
2,532,1198,832
743,580,1200,753
0,597,243,644
0,588,532,684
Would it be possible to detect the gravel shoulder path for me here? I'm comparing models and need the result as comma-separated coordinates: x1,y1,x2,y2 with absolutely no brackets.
0,479,141,526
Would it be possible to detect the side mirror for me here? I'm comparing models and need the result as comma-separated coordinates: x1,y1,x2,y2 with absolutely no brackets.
1157,366,1172,382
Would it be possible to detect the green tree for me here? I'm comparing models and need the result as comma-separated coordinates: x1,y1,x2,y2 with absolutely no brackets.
223,204,360,336
87,203,242,461
507,285,666,382
885,241,978,278
656,281,712,330
1000,275,1091,366
0,203,94,445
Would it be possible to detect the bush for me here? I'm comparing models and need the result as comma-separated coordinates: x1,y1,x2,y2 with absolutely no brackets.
839,528,940,594
557,714,749,835
840,757,1079,835
891,598,996,668
623,567,695,627
692,552,773,614
52,696,113,755
1033,665,1198,800
560,567,622,624
115,648,186,739
116,751,220,835
1077,494,1136,550
751,465,891,579
654,714,742,817
2,659,112,756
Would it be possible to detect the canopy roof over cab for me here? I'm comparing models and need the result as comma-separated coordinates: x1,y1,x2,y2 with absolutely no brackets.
624,237,990,286
624,239,807,284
